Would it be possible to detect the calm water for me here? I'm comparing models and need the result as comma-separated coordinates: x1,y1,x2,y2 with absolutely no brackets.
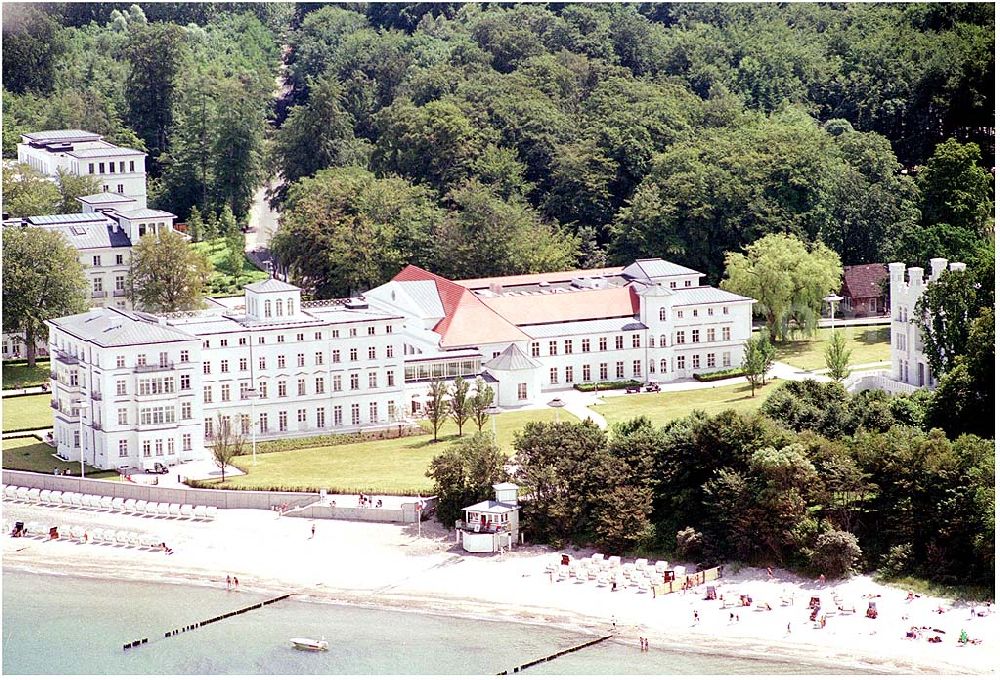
2,570,868,675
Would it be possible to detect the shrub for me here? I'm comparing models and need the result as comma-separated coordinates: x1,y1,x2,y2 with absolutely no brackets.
808,530,862,579
675,526,705,561
573,380,642,392
693,368,746,382
877,543,914,579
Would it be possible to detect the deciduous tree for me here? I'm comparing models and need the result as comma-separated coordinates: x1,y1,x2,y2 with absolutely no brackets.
2,226,89,366
427,432,506,526
1,163,61,217
469,378,497,433
424,380,449,442
127,230,212,312
448,376,471,436
913,268,980,379
54,168,102,214
824,331,852,382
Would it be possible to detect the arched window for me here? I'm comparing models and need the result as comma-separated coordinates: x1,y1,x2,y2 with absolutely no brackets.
276,299,284,316
649,337,655,347
659,335,667,348
659,308,666,321
264,300,272,318
287,297,294,315
660,359,668,373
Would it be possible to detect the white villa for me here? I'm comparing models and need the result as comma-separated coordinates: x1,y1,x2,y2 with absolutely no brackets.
888,257,966,388
17,129,148,207
46,257,755,470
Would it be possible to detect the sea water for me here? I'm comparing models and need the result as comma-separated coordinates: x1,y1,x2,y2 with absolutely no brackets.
2,570,869,675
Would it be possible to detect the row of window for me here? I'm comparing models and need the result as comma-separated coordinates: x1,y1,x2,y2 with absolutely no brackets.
658,305,730,321
529,327,735,357
545,352,734,384
117,435,192,458
204,401,398,436
203,346,395,374
91,254,127,267
673,327,731,345
202,325,395,348
203,371,397,403
88,160,137,174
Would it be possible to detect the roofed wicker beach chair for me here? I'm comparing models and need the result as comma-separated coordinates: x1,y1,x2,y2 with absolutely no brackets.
205,506,217,520
134,499,148,514
40,489,53,504
27,488,41,503
654,560,669,573
123,498,137,513
112,498,125,512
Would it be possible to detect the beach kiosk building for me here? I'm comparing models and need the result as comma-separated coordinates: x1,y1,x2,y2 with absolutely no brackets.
457,483,520,553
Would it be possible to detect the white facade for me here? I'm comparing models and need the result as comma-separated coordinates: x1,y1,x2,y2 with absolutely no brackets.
46,280,408,470
18,130,148,208
888,257,966,388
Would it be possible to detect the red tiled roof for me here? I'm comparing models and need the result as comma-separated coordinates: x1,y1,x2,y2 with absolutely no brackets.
392,265,529,348
480,286,639,326
841,264,888,300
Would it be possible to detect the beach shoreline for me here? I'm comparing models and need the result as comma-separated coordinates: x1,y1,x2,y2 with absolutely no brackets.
3,502,995,675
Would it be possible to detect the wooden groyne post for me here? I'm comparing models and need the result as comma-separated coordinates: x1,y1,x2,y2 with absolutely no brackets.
497,634,613,674
123,594,292,650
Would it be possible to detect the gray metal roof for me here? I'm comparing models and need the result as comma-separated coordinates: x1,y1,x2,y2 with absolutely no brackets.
49,308,195,347
623,259,702,281
22,130,101,143
118,208,175,220
66,146,145,158
483,343,541,371
245,278,301,294
25,213,107,225
78,192,135,204
463,499,518,512
667,287,755,307
395,280,445,319
520,316,647,339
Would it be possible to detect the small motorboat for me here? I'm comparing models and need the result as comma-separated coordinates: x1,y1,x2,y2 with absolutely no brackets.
290,637,328,652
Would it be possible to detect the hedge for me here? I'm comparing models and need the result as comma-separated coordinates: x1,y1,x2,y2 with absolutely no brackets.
251,424,424,454
573,379,642,392
693,368,746,382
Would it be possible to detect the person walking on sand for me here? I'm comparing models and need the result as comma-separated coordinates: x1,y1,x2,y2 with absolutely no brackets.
226,575,232,590
787,622,791,634
693,611,699,624
819,573,826,586
311,523,316,539
234,576,239,590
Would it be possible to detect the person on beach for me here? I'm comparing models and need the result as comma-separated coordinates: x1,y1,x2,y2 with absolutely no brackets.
611,615,616,629
234,577,239,590
787,622,791,634
819,573,826,585
767,566,773,579
311,523,316,539
693,611,699,623
226,575,231,590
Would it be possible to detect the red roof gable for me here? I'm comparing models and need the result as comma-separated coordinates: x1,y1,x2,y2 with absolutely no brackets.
841,264,888,300
392,265,528,347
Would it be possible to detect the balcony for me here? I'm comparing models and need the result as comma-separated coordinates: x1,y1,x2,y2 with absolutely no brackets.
92,291,108,299
457,521,512,535
91,391,103,400
113,289,127,298
49,371,57,380
134,362,174,373
53,352,80,366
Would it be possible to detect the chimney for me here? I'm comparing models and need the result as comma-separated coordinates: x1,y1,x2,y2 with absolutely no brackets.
949,262,967,272
929,258,948,281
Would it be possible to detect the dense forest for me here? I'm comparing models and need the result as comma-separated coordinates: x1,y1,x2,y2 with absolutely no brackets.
3,2,994,288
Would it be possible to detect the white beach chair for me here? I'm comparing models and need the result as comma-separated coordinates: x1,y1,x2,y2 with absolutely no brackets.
134,499,148,515
66,492,81,507
158,502,172,517
544,559,558,573
168,503,182,518
608,556,621,567
635,558,648,570
80,494,95,509
48,490,63,505
27,488,41,503
180,504,194,518
591,552,604,562
193,505,207,519
127,532,142,547
635,579,649,593
89,528,106,543
596,573,609,587
673,565,686,577
112,498,125,512
99,496,113,510
39,489,52,504
15,487,30,502
3,486,16,500
556,566,568,582
205,506,217,520
575,569,588,584
123,498,137,513
67,525,82,540
26,521,46,536
654,560,669,574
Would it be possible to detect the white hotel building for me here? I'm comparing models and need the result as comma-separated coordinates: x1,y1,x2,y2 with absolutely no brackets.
888,257,966,388
47,257,753,469
17,129,148,208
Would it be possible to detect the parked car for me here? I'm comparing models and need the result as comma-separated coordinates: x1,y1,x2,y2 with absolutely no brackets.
644,383,661,392
144,462,169,474
625,384,641,394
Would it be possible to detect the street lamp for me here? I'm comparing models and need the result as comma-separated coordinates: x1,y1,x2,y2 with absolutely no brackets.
823,294,843,332
73,399,88,478
244,387,260,465
485,405,501,438
547,397,566,424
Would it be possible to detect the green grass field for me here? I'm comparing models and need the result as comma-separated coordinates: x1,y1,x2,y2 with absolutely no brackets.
208,408,577,494
2,435,114,477
2,360,51,390
191,237,268,296
2,394,53,432
766,325,890,371
592,379,784,429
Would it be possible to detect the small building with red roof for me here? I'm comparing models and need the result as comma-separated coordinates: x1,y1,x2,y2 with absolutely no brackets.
840,264,889,318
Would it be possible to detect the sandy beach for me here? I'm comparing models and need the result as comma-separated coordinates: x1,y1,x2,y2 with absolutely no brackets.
2,501,995,675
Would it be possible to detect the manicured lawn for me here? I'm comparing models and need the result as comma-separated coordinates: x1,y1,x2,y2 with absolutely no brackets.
191,237,268,296
764,325,890,371
592,379,784,429
209,408,577,494
2,436,113,477
2,394,53,432
2,361,51,390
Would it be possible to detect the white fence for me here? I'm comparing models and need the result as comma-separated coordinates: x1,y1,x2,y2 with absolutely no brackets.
845,371,920,395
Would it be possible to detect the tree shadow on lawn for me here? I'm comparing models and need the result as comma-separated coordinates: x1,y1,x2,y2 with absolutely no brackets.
402,433,463,449
857,327,890,345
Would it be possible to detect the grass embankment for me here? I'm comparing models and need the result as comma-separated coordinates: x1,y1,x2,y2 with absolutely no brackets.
191,237,268,296
204,408,577,494
2,436,116,478
2,394,53,432
764,325,890,371
593,379,783,429
874,574,995,603
2,360,51,390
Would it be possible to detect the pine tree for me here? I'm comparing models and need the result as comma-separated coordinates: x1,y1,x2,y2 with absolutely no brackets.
187,205,204,242
203,210,219,240
219,204,239,238
824,330,852,381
